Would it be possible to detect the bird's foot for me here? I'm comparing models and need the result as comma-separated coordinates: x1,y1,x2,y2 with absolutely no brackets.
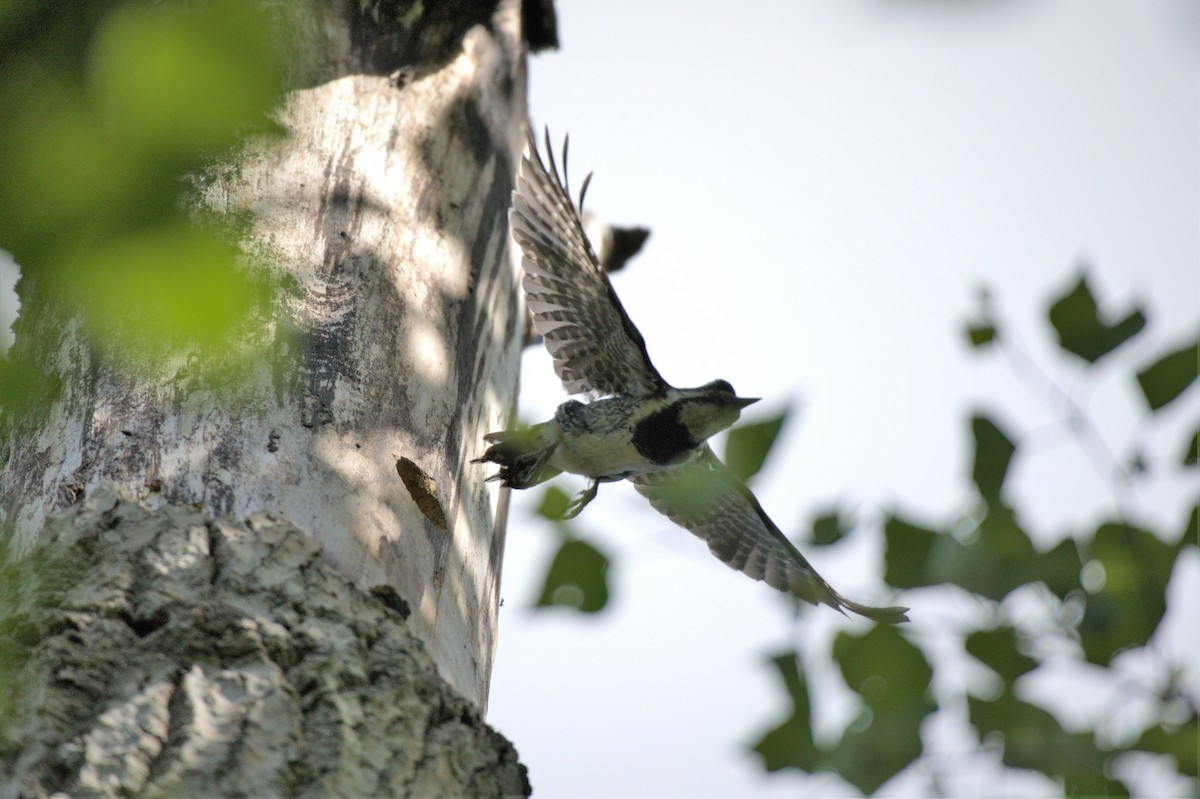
563,481,599,519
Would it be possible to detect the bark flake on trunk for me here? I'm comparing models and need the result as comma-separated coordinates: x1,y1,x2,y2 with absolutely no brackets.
0,489,530,798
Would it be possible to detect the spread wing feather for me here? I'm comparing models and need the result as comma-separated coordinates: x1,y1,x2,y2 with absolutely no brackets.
630,447,909,623
510,129,666,398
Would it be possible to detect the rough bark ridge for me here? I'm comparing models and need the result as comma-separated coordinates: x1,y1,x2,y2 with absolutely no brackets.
0,0,528,705
0,488,530,798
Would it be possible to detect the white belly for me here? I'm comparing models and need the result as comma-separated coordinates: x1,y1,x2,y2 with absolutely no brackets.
548,430,649,479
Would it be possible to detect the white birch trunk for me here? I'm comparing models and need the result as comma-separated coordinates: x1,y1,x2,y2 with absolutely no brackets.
0,0,536,794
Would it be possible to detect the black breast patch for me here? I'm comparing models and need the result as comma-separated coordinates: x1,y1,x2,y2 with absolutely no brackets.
632,404,693,465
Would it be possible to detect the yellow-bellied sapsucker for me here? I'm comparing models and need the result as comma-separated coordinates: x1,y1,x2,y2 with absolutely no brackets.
476,130,908,623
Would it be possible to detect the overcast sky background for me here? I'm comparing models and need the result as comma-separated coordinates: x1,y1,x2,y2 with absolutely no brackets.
484,1,1198,797
0,1,1195,796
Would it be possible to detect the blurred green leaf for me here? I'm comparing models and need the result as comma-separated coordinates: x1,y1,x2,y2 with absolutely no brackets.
965,285,998,350
0,1,288,373
1029,536,1084,600
723,406,789,483
969,694,1125,796
882,515,941,590
1135,335,1199,411
535,538,609,613
974,503,1034,562
749,652,820,773
1136,717,1198,777
883,511,1006,597
970,413,1016,504
884,507,1077,602
823,711,921,795
0,76,156,263
0,357,60,419
1184,424,1199,466
0,2,286,268
830,625,933,794
965,322,996,348
1181,504,1198,550
1078,522,1178,665
810,507,851,547
834,624,933,715
643,457,730,519
57,223,258,353
965,626,1038,686
975,504,1081,600
536,485,572,521
753,270,1192,792
88,0,284,161
752,638,933,792
1047,273,1146,363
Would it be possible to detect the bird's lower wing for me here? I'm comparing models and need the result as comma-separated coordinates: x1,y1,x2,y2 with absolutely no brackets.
629,447,909,623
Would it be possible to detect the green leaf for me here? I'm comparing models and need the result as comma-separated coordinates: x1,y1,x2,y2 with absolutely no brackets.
1078,522,1178,665
1047,272,1146,363
0,4,288,374
1136,717,1198,777
1183,423,1199,466
1136,335,1199,411
89,0,284,162
830,625,933,794
749,652,820,773
810,507,851,547
965,626,1038,686
1028,537,1084,600
535,539,610,613
0,357,60,419
882,515,942,590
970,413,1016,504
59,223,259,353
974,503,1036,564
965,322,997,348
834,625,933,715
883,507,1074,602
536,485,572,521
643,458,730,519
0,79,157,264
1180,504,1199,553
753,635,934,794
969,694,1125,796
723,407,789,483
965,285,998,350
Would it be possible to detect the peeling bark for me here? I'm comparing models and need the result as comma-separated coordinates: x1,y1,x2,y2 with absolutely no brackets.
0,490,530,798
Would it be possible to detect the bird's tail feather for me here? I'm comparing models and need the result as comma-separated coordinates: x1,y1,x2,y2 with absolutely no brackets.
473,425,561,489
832,594,911,624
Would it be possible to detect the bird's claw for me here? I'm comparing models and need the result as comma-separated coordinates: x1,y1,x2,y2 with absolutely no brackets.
563,481,599,519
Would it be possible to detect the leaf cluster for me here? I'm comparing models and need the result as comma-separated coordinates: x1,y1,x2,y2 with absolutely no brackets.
0,0,291,407
749,269,1197,795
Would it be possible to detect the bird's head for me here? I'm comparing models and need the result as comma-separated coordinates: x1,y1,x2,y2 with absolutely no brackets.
676,379,759,443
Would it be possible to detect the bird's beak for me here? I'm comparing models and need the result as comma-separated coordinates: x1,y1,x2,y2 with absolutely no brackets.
728,397,760,409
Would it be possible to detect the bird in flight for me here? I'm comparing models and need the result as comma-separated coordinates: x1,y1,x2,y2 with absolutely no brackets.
476,130,908,623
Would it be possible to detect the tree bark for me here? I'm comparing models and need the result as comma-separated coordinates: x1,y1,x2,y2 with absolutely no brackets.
0,0,536,794
0,489,529,797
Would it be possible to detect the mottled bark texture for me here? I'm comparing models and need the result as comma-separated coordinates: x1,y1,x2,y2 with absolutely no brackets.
0,489,530,798
1,0,528,705
0,0,540,794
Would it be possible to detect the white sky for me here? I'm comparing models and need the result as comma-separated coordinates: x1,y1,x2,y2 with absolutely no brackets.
486,1,1198,797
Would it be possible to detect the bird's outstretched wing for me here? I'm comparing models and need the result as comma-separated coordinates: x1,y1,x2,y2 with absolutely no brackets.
630,447,909,623
510,129,667,398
